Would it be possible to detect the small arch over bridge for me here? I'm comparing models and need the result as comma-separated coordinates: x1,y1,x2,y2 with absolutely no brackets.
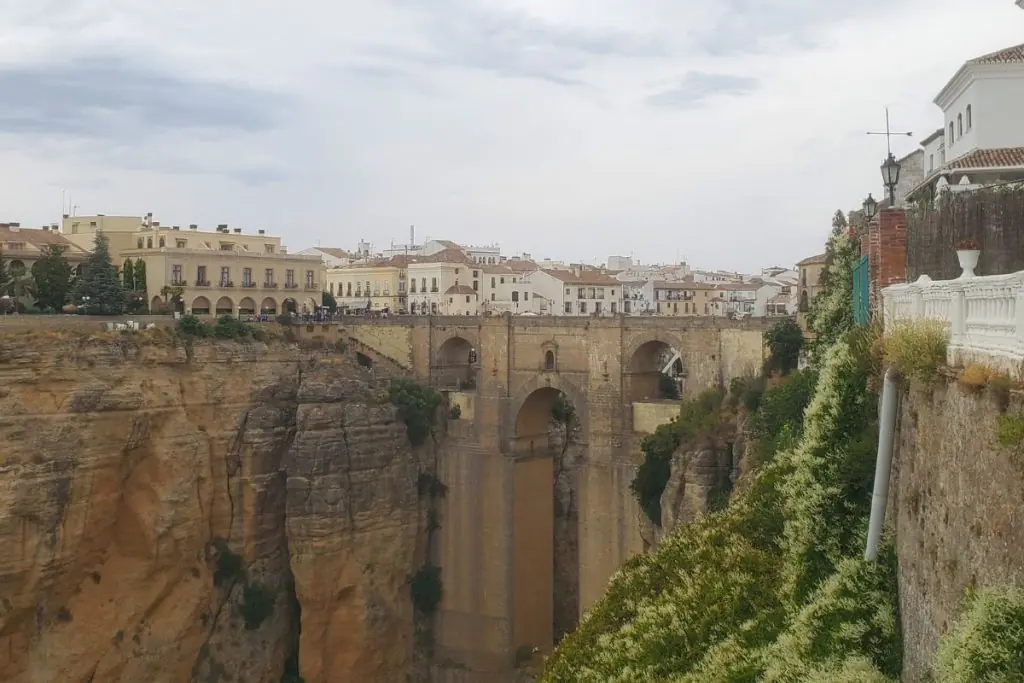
435,335,476,389
627,338,685,402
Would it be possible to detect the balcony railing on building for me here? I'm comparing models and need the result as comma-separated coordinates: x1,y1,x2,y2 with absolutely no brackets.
882,271,1024,378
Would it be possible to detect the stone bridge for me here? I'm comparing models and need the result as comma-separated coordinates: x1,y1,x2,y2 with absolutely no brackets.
295,314,771,681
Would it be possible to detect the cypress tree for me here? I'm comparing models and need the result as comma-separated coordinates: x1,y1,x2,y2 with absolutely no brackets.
134,259,147,292
74,232,125,315
122,258,135,290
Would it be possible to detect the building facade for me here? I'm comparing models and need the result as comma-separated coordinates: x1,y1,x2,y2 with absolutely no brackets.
530,268,623,316
327,257,408,312
120,222,324,316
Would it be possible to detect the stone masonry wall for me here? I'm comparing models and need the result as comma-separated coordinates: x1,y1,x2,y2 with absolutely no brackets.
890,376,1024,682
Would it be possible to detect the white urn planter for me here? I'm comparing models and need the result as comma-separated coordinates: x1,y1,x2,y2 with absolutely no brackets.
956,249,981,279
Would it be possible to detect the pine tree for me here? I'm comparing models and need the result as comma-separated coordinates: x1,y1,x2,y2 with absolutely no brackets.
74,232,125,315
122,258,135,290
31,245,73,312
134,259,147,292
0,247,10,296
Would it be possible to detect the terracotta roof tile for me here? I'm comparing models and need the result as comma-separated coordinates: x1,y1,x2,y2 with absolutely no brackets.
968,43,1024,65
796,253,827,266
316,247,351,259
0,225,90,256
444,284,476,295
542,268,620,286
944,147,1024,170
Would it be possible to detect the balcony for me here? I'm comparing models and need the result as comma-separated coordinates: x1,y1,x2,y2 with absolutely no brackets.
285,282,298,290
306,283,320,292
242,282,257,288
171,280,186,287
195,280,210,287
220,281,234,288
882,270,1024,379
263,282,278,289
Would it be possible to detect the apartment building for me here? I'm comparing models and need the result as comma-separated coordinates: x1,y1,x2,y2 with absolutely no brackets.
408,249,481,315
531,267,623,316
620,280,653,315
480,263,537,314
119,221,324,315
651,281,715,316
327,256,409,312
61,214,144,260
297,247,354,268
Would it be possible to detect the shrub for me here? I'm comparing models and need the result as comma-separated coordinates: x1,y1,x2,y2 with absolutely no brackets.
213,315,253,339
276,314,294,326
882,320,948,384
240,582,276,630
658,372,680,400
749,369,817,465
177,315,212,338
765,318,804,375
996,414,1024,448
551,393,576,425
449,403,462,420
213,540,244,586
958,363,991,392
935,586,1024,682
417,472,448,498
388,379,441,446
411,565,443,615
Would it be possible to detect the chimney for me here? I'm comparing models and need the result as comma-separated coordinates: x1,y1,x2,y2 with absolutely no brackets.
234,228,242,234
218,224,228,232
410,224,415,246
189,224,198,230
172,225,180,230
152,221,160,227
258,229,265,235
42,225,49,231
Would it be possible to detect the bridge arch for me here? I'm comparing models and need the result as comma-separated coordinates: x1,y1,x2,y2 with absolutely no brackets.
434,335,476,389
625,335,686,402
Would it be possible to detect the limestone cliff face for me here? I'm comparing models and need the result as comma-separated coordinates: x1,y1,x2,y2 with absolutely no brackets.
0,332,426,683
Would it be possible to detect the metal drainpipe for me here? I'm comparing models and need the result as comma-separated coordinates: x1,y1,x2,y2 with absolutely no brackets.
865,366,900,562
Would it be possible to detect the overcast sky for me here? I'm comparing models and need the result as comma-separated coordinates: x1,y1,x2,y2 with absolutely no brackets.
1,1,1021,272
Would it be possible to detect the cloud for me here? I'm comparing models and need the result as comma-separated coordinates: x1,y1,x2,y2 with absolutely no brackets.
646,72,760,108
0,55,285,140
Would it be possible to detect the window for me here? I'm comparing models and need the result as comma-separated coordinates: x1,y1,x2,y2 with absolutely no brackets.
265,244,275,253
578,288,585,299
512,291,520,302
929,154,934,172
465,295,470,303
579,301,587,314
384,282,390,295
411,280,417,293
147,238,153,248
197,265,207,285
949,122,954,144
966,104,972,130
455,268,460,275
265,268,274,286
624,300,631,314
243,268,252,286
524,292,529,300
492,293,496,301
172,264,183,285
431,302,438,314
137,238,144,248
611,302,617,314
431,278,438,292
512,277,517,283
595,301,602,314
421,278,426,291
473,270,478,278
500,277,505,284
306,270,314,288
220,267,230,286
285,270,295,287
373,280,380,295
158,237,165,247
473,280,478,291
565,288,571,295
346,282,352,296
364,281,370,294
564,302,572,313
491,277,496,287
544,350,555,371
958,113,963,137
176,238,186,248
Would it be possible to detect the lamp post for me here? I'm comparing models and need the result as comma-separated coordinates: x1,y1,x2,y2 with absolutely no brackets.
862,193,878,222
881,153,901,206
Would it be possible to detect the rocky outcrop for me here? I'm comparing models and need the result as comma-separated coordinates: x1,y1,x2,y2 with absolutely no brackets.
0,330,426,683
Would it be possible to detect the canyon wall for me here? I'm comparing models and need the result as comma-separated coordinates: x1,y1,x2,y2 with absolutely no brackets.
891,376,1024,682
0,330,427,683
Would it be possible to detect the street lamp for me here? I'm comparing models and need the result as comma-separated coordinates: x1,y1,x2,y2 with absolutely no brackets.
862,193,878,222
881,153,901,205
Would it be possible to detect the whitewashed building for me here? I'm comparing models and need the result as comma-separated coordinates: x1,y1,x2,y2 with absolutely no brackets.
908,43,1024,202
530,267,623,316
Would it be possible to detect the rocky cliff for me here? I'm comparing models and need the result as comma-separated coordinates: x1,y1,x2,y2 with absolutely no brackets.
0,330,428,683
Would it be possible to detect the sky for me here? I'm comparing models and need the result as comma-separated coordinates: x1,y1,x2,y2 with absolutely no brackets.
1,1,1022,273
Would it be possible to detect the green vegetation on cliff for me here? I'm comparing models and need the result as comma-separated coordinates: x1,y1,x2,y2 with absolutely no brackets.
543,225,903,682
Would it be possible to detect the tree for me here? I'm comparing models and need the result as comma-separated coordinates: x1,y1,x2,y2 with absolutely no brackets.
73,232,125,315
808,227,860,363
122,258,135,290
831,209,848,238
31,245,73,312
765,318,804,375
0,248,10,296
134,259,147,292
322,290,337,312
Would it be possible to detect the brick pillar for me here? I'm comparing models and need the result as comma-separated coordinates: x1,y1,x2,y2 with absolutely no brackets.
877,209,908,289
867,220,881,305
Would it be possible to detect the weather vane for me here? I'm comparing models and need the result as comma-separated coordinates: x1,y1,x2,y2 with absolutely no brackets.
867,107,913,156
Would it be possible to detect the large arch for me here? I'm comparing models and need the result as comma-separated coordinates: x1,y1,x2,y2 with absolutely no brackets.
238,297,257,315
260,297,277,314
215,296,234,316
283,298,297,314
626,338,685,402
302,296,317,314
9,260,25,275
191,296,211,315
150,295,163,313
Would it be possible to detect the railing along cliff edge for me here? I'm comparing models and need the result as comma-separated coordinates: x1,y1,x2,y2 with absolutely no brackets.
882,271,1024,378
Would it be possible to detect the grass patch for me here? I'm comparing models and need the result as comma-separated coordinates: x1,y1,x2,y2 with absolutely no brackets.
882,320,948,385
996,414,1024,448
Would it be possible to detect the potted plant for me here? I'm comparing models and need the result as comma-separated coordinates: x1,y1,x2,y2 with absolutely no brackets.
955,238,981,278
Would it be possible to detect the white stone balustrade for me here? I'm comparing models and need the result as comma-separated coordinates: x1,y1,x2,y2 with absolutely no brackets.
881,271,1024,377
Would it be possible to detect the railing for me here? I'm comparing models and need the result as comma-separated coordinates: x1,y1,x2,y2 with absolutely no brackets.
881,271,1024,376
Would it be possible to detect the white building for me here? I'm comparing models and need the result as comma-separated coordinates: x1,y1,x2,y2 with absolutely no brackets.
620,280,653,315
607,255,633,271
692,269,743,284
908,43,1024,202
530,266,623,316
296,247,353,268
480,264,537,314
407,249,480,315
